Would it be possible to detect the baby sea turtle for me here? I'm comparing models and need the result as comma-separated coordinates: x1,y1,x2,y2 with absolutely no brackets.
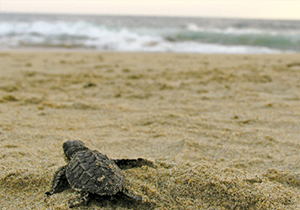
46,140,152,208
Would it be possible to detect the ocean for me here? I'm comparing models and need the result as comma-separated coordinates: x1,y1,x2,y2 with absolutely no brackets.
1,13,300,54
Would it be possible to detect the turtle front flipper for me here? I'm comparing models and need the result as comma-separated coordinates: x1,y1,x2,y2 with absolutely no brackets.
112,158,154,170
68,192,90,208
45,165,69,196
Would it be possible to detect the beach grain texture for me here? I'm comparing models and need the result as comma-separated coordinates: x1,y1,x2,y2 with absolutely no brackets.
0,52,300,209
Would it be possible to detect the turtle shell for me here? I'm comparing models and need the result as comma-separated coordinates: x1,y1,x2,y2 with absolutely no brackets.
66,149,125,195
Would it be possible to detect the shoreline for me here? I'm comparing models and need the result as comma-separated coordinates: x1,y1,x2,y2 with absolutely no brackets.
0,47,298,54
1,51,300,209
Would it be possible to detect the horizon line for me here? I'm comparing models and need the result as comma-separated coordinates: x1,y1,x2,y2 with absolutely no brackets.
1,11,300,22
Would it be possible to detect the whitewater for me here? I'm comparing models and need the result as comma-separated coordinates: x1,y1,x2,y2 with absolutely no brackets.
1,13,300,53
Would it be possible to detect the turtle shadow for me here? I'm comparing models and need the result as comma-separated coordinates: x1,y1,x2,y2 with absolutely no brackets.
87,193,155,209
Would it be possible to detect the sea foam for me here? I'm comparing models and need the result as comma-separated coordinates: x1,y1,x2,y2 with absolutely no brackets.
0,13,299,53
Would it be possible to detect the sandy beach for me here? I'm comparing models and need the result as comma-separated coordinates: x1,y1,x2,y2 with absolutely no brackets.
0,51,300,209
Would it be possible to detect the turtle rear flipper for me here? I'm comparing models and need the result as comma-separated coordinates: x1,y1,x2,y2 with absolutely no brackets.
68,192,90,208
121,187,143,202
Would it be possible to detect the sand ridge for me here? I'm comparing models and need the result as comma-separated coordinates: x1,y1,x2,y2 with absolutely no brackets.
0,52,300,209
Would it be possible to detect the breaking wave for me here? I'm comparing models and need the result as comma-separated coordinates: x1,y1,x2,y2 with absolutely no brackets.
1,14,299,54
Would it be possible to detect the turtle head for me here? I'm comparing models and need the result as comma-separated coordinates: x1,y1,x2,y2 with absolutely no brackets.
63,140,88,161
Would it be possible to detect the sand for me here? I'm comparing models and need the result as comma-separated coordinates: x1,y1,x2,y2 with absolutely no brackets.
0,51,300,209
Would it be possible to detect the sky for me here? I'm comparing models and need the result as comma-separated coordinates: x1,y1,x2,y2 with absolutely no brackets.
1,0,300,20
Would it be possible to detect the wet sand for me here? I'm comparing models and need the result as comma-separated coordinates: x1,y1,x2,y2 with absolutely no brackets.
0,51,300,209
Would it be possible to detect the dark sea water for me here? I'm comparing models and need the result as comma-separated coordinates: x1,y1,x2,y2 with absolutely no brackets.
1,13,300,53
